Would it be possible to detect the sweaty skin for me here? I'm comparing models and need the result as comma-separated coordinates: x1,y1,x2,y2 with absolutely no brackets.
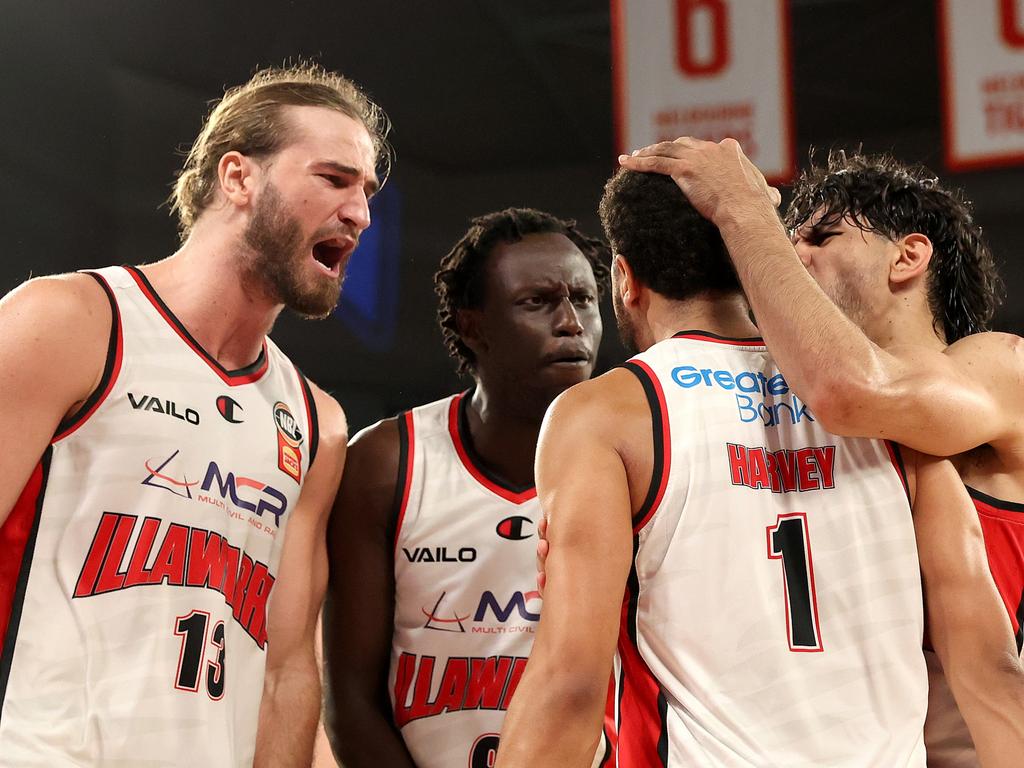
322,230,603,767
0,103,375,767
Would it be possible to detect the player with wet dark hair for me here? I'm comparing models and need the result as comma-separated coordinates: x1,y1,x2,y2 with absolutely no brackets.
497,160,1024,767
786,150,1002,343
619,138,1024,767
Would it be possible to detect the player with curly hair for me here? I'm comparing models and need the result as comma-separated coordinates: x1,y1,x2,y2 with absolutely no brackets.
618,140,1024,767
497,161,1024,768
322,207,608,768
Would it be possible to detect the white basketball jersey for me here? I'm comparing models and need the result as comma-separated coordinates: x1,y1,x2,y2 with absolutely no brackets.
0,266,316,767
613,332,927,767
388,393,589,768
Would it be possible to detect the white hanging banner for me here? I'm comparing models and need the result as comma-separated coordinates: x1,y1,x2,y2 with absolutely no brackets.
940,0,1024,170
611,0,795,183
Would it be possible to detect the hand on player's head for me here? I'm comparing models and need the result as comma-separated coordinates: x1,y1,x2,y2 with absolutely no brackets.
617,137,780,223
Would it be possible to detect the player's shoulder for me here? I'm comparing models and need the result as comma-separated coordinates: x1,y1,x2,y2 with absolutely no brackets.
349,413,402,457
1,272,113,357
944,330,1024,364
546,367,649,431
302,379,348,465
2,271,111,322
345,392,455,457
944,331,1024,396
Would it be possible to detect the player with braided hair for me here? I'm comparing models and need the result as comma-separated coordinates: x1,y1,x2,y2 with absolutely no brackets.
619,140,1024,767
322,207,608,768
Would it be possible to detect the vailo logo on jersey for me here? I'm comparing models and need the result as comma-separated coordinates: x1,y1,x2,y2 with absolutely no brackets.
672,364,815,427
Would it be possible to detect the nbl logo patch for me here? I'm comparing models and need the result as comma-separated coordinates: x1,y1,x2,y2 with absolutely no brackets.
272,402,303,483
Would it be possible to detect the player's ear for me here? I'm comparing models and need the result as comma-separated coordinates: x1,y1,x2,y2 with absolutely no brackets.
217,151,259,209
614,254,641,309
457,308,487,358
891,233,933,287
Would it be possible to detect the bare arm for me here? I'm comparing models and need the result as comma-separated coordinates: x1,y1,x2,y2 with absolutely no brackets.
322,418,417,768
618,139,1023,456
255,385,347,768
497,374,637,767
910,449,1024,766
0,275,109,527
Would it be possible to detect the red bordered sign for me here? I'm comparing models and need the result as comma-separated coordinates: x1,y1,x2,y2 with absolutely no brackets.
940,0,1024,171
611,0,796,183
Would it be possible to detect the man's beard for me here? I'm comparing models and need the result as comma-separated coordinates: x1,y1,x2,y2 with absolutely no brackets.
612,288,640,354
242,182,344,319
821,276,871,333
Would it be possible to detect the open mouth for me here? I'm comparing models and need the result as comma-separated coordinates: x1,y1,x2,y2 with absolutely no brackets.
311,237,352,277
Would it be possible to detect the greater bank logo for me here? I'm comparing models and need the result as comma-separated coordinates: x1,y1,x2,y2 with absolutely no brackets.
671,365,815,427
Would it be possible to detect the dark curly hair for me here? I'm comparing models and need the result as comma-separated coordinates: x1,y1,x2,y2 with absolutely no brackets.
786,150,1003,343
434,207,610,376
598,169,738,300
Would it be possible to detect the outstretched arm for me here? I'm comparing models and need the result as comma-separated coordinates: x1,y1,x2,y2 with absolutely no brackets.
322,418,417,768
255,385,347,768
497,375,636,767
619,139,1023,457
910,449,1024,766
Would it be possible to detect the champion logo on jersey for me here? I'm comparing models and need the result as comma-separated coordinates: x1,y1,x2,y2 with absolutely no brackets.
496,515,534,540
216,395,244,424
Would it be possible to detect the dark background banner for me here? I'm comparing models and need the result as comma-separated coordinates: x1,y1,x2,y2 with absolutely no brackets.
2,0,1019,431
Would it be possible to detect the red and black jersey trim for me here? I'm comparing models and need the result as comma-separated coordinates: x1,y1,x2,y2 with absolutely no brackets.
124,265,269,386
390,411,415,552
968,486,1024,514
0,447,53,716
622,362,670,531
615,532,669,766
884,441,911,506
295,369,320,469
53,271,123,441
966,485,1024,653
672,329,765,346
448,391,536,504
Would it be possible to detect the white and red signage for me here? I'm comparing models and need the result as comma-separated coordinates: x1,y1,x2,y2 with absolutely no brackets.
940,0,1024,170
611,0,795,183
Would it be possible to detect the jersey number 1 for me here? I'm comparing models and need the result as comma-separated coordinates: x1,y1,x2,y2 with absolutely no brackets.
766,513,823,652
